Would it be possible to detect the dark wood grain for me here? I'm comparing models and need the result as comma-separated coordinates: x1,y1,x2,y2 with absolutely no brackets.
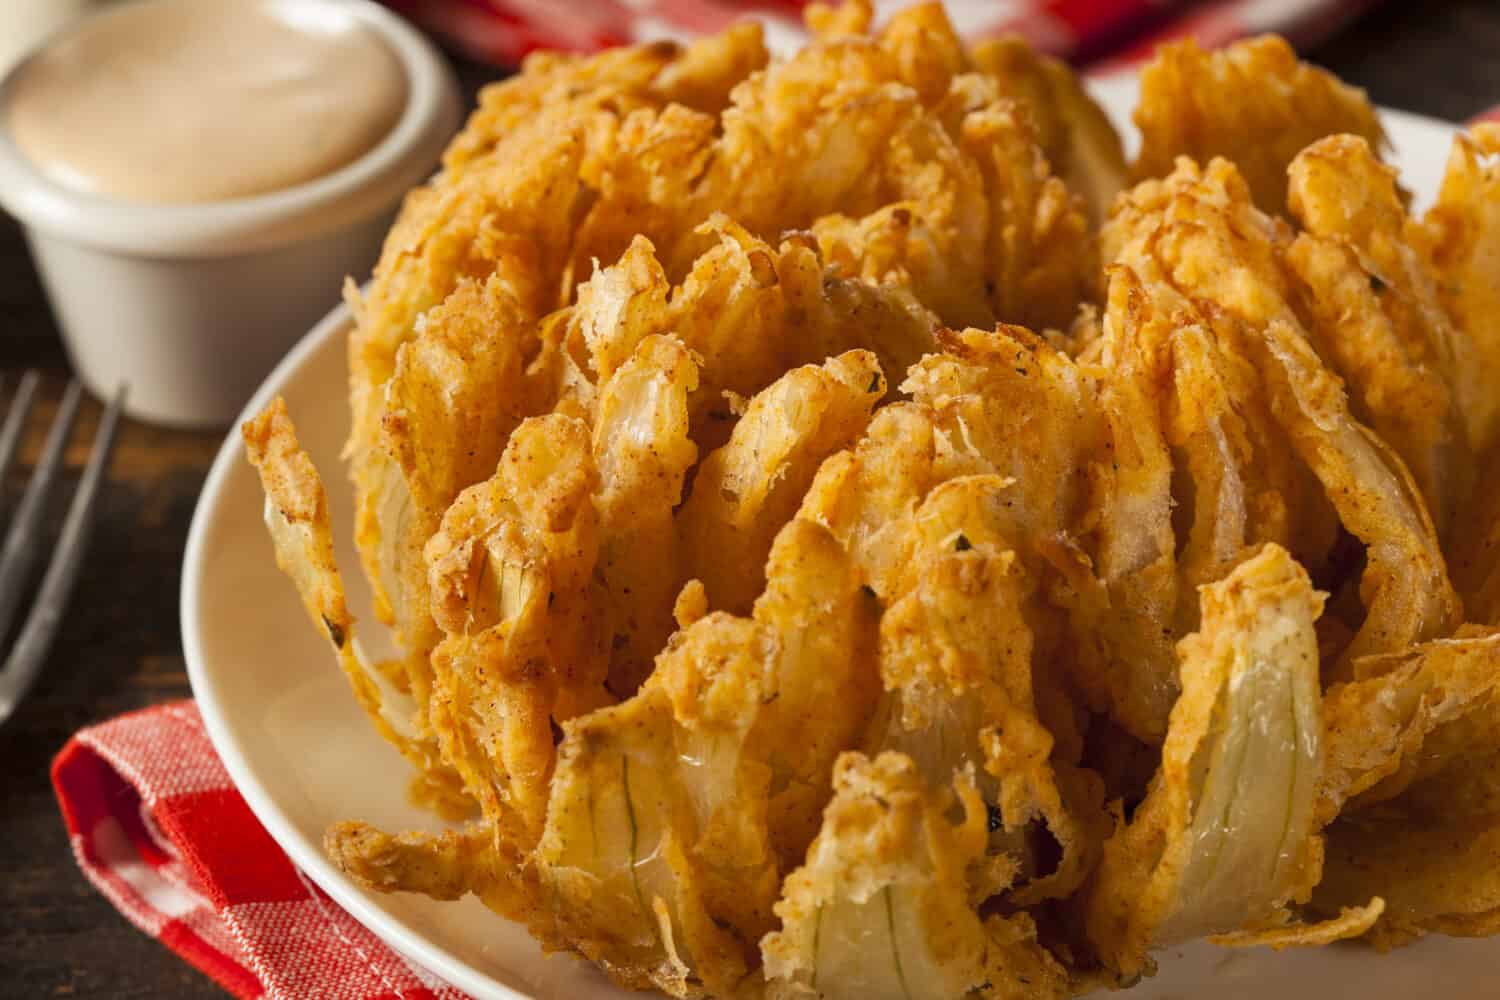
2,6,1499,996
1310,0,1500,121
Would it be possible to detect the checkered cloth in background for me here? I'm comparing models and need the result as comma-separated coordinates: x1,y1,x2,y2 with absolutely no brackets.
380,0,1384,70
53,701,466,999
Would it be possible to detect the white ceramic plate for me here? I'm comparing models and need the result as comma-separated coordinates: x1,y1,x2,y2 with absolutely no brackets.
183,84,1494,999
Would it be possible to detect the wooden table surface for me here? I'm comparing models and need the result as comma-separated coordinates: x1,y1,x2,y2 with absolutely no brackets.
4,3,1500,996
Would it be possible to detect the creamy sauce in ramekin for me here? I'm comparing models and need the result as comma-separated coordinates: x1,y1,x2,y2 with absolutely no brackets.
5,0,408,204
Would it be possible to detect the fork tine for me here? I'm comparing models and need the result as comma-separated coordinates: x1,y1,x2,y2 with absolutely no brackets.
0,384,125,723
0,378,83,646
0,370,41,486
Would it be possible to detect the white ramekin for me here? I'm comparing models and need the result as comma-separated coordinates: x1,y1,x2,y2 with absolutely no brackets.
0,0,461,428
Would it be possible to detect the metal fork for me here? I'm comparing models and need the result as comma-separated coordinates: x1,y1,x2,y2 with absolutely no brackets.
0,373,125,724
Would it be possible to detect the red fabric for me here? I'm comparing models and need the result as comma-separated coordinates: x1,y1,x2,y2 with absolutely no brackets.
52,701,467,999
380,0,1385,69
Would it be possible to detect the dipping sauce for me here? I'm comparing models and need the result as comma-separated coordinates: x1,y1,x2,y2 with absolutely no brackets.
5,0,408,204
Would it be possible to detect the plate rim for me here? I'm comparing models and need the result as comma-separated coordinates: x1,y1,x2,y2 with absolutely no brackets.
180,300,534,1000
182,100,1469,999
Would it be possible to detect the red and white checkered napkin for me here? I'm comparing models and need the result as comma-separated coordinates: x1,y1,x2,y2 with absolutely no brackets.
51,700,468,1000
383,0,1382,69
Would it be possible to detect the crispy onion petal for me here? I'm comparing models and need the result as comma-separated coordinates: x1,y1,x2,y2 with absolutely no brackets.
424,413,607,842
1108,155,1460,675
796,402,941,602
1084,544,1325,977
324,820,550,935
1313,632,1500,946
377,276,537,748
1210,899,1386,951
592,335,701,696
243,399,469,814
1287,135,1473,536
869,476,1107,904
1423,126,1500,620
538,517,879,995
679,351,884,615
761,752,1072,1000
1253,320,1461,671
1317,813,1500,951
1318,629,1500,820
968,35,1126,226
1132,35,1384,213
1421,125,1500,455
960,100,1096,331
